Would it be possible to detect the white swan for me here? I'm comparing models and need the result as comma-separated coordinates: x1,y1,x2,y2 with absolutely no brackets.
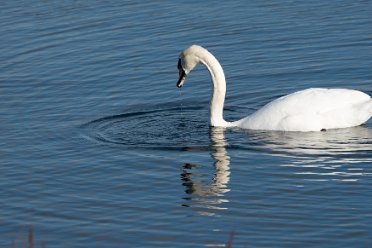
176,45,372,132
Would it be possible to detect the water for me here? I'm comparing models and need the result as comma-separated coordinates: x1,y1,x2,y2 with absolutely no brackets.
1,1,372,247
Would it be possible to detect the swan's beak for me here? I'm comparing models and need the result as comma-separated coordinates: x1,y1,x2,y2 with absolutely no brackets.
177,58,186,88
177,68,186,88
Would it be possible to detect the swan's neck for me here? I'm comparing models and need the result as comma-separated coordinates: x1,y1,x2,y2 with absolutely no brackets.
199,50,230,127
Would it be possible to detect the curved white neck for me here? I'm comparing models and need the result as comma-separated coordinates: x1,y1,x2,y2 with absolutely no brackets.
198,49,230,127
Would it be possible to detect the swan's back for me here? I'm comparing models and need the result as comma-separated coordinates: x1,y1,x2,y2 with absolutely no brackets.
235,88,372,131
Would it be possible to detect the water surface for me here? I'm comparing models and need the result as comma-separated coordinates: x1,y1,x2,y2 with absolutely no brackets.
1,1,372,247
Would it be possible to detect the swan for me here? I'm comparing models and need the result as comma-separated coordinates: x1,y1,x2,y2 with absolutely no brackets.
176,45,372,132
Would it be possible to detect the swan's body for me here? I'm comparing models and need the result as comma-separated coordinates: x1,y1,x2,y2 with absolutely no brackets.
176,45,372,132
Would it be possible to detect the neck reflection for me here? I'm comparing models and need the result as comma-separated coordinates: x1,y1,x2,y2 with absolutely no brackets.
181,127,230,215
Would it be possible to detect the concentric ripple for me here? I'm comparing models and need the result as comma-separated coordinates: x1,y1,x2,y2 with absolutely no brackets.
81,103,372,158
80,105,213,150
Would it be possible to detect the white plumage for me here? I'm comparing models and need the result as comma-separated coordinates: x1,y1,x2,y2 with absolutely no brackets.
176,45,372,132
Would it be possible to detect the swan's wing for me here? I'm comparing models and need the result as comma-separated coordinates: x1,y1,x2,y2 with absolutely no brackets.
272,88,370,115
237,88,371,131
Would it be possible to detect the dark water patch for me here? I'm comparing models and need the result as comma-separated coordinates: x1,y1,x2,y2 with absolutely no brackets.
80,104,214,150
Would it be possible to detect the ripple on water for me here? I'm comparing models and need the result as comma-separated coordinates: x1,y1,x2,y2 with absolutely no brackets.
80,103,372,187
81,103,372,157
80,105,214,150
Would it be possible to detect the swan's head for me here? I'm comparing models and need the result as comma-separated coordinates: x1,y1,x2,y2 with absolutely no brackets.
177,45,204,88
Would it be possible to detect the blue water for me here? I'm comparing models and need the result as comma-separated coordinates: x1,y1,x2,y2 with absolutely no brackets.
1,1,372,247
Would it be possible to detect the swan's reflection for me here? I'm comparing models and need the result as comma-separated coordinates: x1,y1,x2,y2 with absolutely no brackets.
181,127,230,215
244,125,372,158
242,125,372,182
180,124,372,213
